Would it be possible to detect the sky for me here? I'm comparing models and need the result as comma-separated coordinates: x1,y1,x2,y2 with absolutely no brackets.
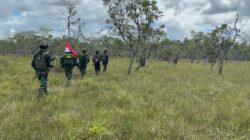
0,0,249,40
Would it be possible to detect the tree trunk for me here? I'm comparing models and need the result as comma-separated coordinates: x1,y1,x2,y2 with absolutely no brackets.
210,63,214,72
128,54,135,75
218,59,223,74
127,47,137,75
68,20,71,39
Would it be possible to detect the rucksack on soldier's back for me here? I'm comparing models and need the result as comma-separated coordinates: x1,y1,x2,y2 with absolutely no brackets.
79,55,89,65
34,52,47,70
63,54,76,67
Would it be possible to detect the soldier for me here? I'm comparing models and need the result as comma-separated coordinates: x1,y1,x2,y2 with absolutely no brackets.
31,44,53,97
173,55,179,65
60,49,77,87
78,49,90,78
93,50,101,76
101,50,109,72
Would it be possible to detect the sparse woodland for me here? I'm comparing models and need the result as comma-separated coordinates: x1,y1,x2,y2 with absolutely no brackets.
0,0,250,139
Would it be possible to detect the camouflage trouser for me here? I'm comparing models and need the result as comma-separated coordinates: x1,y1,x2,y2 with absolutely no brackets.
102,63,108,72
94,63,100,76
79,65,87,78
37,71,48,97
65,68,73,87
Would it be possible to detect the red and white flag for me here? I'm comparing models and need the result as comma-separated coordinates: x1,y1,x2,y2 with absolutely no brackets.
65,41,78,58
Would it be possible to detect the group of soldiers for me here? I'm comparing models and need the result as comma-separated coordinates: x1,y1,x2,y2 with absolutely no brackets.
31,44,109,97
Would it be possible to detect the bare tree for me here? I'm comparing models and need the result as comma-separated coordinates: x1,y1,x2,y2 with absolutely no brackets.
61,0,82,40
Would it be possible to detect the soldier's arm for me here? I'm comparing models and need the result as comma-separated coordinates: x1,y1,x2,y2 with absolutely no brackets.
75,58,78,67
78,59,81,67
31,57,36,70
44,53,53,68
101,54,105,61
60,56,64,68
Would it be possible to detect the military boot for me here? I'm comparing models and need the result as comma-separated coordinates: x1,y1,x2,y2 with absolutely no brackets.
66,80,71,87
44,86,48,95
37,87,45,98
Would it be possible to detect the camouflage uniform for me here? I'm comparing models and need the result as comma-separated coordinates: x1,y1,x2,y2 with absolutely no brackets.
101,50,109,72
93,51,101,76
60,52,77,87
173,55,179,65
79,50,90,78
31,45,53,97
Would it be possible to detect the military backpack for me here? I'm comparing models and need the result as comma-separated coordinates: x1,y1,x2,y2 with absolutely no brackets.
63,54,76,67
34,52,47,70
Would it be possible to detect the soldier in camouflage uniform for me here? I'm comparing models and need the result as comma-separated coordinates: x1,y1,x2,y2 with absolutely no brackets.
31,44,53,97
60,51,77,87
173,55,179,65
78,49,90,78
101,50,109,72
93,50,101,76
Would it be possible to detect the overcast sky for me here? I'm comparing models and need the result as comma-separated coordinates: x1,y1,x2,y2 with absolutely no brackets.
0,0,249,40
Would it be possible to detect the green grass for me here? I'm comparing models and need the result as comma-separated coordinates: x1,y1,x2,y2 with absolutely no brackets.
0,56,249,140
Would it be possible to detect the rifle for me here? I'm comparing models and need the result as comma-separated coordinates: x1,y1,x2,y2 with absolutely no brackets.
51,56,57,61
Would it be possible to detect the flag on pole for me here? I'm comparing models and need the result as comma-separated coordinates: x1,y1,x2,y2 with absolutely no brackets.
65,41,78,58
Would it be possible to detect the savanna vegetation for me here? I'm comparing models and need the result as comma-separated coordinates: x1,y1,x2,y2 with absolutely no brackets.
0,0,249,75
0,56,249,139
0,0,250,139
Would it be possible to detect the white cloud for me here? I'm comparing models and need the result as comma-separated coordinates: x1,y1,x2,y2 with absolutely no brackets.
0,0,249,40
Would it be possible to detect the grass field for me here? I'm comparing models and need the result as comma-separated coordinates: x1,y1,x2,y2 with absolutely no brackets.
0,56,249,140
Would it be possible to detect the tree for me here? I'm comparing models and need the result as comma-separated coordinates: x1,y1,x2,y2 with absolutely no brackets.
190,31,207,63
61,0,82,40
202,34,217,71
74,17,85,40
210,14,239,74
103,0,164,75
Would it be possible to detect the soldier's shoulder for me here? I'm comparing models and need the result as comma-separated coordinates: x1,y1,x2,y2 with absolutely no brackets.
44,51,49,55
71,54,75,57
33,51,40,56
32,53,37,58
44,52,51,57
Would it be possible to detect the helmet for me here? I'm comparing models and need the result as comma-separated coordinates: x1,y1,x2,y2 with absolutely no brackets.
39,44,48,50
82,48,87,53
104,50,107,53
96,50,99,54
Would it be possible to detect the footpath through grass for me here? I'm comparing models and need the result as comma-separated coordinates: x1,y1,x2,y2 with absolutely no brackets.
0,56,249,139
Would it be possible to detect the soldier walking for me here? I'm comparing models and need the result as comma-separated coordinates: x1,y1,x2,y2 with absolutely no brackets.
78,49,90,78
101,50,109,72
31,44,53,97
173,55,179,65
93,50,101,76
60,46,78,87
